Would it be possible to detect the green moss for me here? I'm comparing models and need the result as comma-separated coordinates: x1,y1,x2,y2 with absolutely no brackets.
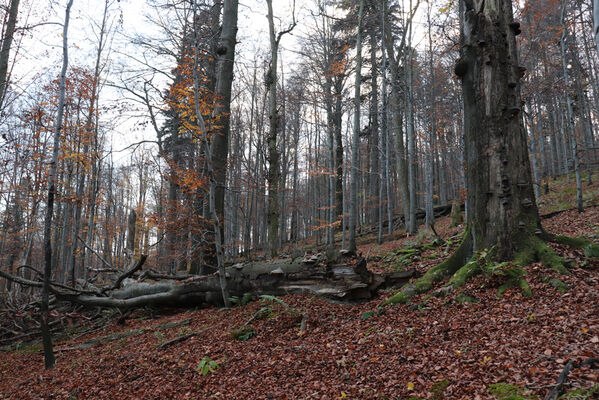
552,235,599,258
448,259,480,289
548,278,569,292
552,235,590,248
583,243,599,258
15,342,43,354
360,311,376,320
488,383,538,400
498,278,532,297
395,248,420,255
230,325,256,341
456,293,479,304
430,379,450,400
559,383,599,399
515,236,567,273
384,230,472,306
415,281,433,293
383,291,411,305
518,279,533,297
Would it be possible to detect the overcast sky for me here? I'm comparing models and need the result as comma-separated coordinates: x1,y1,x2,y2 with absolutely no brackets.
6,0,429,161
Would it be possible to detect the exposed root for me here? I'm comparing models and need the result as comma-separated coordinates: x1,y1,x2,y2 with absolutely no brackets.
448,258,481,290
551,235,599,258
383,230,472,305
514,235,568,274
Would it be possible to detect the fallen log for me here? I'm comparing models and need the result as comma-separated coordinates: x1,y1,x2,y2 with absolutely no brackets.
0,253,418,310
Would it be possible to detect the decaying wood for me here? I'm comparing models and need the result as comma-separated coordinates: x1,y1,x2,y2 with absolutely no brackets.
0,253,417,311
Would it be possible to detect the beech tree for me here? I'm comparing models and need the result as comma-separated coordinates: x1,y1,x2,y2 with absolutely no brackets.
385,0,599,305
42,0,74,369
265,0,296,258
0,0,20,109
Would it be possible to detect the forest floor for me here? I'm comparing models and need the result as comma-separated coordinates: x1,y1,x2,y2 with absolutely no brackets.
1,177,598,399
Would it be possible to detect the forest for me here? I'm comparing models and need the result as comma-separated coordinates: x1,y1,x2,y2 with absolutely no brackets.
0,0,599,398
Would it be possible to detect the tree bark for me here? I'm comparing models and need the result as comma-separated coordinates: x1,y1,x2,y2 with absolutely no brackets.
0,255,417,309
594,0,599,54
211,0,239,245
266,0,280,258
458,0,541,259
348,0,364,252
0,0,20,109
42,0,74,370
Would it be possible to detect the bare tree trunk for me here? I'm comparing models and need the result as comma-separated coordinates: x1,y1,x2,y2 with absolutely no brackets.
266,0,280,258
42,0,74,369
191,0,235,308
594,0,599,53
0,0,20,109
559,0,583,212
457,0,542,258
424,2,435,231
348,0,364,253
211,0,238,249
265,0,295,257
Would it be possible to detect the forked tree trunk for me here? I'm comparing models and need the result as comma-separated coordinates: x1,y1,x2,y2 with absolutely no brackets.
457,0,541,259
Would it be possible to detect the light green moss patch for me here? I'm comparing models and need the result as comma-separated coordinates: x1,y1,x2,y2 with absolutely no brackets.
448,258,480,289
515,236,568,273
456,293,479,304
488,383,538,400
430,379,450,400
559,383,599,399
548,278,569,292
383,291,411,305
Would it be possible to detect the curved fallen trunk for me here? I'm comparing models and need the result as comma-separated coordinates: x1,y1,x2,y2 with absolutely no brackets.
1,254,418,309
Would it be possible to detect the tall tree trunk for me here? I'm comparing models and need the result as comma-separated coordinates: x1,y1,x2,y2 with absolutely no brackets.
0,0,20,109
457,0,541,259
559,0,583,212
425,3,435,231
266,0,280,258
265,0,294,257
368,25,380,228
348,0,364,252
191,0,234,308
42,0,74,369
594,0,599,53
211,0,238,249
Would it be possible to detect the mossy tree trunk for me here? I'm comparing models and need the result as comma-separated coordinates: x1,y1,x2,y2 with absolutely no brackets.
458,0,541,259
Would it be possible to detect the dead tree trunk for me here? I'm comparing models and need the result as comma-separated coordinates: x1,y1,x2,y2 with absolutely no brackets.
0,254,417,310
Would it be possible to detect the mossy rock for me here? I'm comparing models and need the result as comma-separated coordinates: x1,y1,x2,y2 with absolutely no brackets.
230,325,256,341
456,293,479,304
488,383,538,400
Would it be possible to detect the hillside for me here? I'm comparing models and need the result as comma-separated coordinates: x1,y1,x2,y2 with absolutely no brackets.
1,179,598,399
